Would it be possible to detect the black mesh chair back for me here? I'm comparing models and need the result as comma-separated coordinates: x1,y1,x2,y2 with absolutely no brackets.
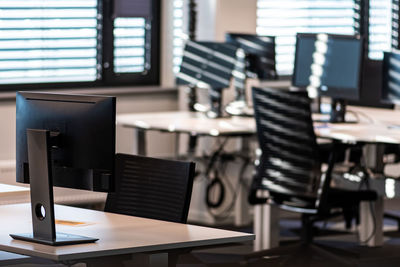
252,87,321,205
105,154,195,224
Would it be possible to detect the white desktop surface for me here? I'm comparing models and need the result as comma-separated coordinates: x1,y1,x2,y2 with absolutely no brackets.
314,106,400,144
117,111,256,136
117,107,400,143
0,203,254,262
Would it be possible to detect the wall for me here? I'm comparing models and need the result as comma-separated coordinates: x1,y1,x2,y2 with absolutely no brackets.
196,0,257,41
215,0,257,41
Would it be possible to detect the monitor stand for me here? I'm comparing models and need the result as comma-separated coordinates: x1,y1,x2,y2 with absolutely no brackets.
314,99,356,123
206,88,224,118
330,99,347,123
10,129,98,246
225,88,254,117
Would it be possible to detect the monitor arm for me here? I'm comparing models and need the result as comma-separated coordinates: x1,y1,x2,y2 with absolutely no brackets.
207,88,223,118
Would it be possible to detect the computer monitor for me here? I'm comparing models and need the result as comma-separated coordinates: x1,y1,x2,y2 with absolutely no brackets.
176,40,238,118
226,33,276,80
292,33,363,122
225,33,276,116
382,49,400,105
13,91,116,245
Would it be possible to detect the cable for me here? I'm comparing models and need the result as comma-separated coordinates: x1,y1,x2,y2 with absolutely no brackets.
206,171,225,208
207,156,251,220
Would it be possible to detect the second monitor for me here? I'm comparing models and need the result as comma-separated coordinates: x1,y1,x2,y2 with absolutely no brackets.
292,33,364,123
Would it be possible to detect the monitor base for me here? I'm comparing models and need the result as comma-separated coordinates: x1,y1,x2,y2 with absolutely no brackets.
10,232,98,246
225,100,254,117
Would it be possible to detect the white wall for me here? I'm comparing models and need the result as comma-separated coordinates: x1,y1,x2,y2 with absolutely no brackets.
215,0,257,41
196,0,257,41
0,101,16,161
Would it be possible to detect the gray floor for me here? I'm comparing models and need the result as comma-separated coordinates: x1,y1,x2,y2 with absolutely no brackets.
177,198,400,267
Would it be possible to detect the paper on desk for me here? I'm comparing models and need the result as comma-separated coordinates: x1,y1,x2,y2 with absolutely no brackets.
55,219,95,227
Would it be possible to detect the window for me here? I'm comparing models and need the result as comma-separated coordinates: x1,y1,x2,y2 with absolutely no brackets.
368,0,392,59
257,0,356,75
257,0,393,75
172,0,186,74
0,0,160,90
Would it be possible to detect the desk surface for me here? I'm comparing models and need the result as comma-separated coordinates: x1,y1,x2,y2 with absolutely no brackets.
0,204,254,262
117,111,255,136
314,106,400,144
117,107,400,144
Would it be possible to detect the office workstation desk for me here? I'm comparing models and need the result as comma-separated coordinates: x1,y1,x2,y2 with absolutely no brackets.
117,111,256,227
0,203,254,266
116,107,400,250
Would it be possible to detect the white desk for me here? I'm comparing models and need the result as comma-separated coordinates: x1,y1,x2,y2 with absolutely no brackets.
0,183,29,205
117,111,256,226
117,111,256,137
0,203,254,266
117,107,400,250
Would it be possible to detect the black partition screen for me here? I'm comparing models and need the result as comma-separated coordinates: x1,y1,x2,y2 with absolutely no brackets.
382,50,400,104
226,33,276,80
176,41,238,89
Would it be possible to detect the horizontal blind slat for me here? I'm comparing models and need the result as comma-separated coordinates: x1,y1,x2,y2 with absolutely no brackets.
0,0,98,84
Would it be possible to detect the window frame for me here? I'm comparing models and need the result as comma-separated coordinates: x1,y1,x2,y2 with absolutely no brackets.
256,0,396,77
0,0,161,92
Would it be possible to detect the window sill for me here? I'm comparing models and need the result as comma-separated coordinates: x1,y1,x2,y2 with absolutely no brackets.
0,86,177,101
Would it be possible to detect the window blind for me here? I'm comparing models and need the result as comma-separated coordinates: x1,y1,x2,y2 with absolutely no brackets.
113,17,146,73
0,0,99,84
369,0,392,59
256,0,356,75
172,0,185,73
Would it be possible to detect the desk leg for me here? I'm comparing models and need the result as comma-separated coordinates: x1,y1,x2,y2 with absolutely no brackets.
359,196,384,247
253,203,279,251
235,182,251,226
137,129,147,156
234,137,251,226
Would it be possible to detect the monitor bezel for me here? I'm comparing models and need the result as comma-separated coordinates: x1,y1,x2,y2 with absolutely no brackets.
16,91,116,192
292,33,364,101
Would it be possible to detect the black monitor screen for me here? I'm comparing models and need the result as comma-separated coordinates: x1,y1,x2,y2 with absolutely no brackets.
292,33,363,101
382,50,400,104
16,92,116,192
225,33,276,79
176,41,238,89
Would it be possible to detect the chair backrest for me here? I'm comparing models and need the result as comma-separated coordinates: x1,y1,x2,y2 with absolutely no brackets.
252,87,321,204
105,153,195,223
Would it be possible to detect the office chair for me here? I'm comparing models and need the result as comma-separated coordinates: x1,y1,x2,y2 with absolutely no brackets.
105,153,195,224
246,87,377,266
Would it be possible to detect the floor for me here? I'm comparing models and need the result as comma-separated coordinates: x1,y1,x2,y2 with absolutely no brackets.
176,199,400,267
